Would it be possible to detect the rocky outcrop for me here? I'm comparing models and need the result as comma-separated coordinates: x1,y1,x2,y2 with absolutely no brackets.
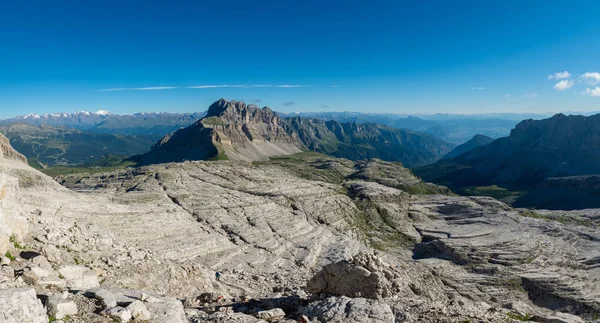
0,288,47,323
0,174,28,255
1,135,600,322
0,133,27,164
301,296,395,323
307,253,400,299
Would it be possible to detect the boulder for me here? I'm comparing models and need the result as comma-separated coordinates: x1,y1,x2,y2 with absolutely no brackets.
127,300,151,321
0,288,48,323
58,265,99,290
46,295,78,320
307,253,399,299
87,288,117,309
301,296,394,323
255,308,286,321
22,266,51,285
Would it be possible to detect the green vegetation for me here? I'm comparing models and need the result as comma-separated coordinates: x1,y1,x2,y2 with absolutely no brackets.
458,185,526,201
9,234,24,249
39,155,137,177
5,251,16,261
506,312,533,321
520,209,594,227
0,123,160,165
255,152,353,185
351,200,416,251
201,116,226,126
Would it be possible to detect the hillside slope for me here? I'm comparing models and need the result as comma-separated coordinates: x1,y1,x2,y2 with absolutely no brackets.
442,134,494,160
1,137,599,322
0,123,161,165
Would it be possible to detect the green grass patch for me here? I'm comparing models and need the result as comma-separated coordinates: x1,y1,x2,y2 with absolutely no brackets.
456,185,526,201
506,312,533,321
351,200,416,250
520,209,594,227
40,155,137,177
9,234,24,250
5,251,16,261
201,116,226,126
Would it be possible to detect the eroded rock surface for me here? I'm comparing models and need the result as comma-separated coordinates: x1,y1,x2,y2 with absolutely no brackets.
1,136,599,322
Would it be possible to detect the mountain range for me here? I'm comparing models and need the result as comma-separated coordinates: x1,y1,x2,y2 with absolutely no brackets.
0,111,205,135
137,99,455,167
282,111,521,144
415,113,600,209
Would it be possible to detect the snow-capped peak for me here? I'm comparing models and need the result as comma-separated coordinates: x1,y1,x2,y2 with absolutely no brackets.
94,110,111,116
22,113,41,119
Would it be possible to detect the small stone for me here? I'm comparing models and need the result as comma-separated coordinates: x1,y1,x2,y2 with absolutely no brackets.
31,255,53,270
22,266,51,285
42,245,63,263
58,265,99,290
127,300,151,321
255,308,286,321
103,306,132,322
140,292,161,303
0,256,10,266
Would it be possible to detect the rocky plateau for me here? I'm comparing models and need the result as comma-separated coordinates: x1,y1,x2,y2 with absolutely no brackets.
1,130,599,322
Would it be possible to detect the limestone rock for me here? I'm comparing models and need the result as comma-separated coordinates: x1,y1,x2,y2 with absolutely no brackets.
0,173,28,255
58,265,100,290
255,308,285,321
301,296,394,323
127,300,151,321
46,295,78,320
307,253,399,299
0,288,47,323
103,306,132,322
87,288,118,309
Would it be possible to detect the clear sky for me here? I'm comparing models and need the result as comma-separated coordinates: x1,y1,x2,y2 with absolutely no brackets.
1,0,600,118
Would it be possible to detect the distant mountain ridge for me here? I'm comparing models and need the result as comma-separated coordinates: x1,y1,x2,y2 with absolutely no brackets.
0,111,206,135
281,111,519,144
137,98,454,167
442,134,494,160
416,113,600,192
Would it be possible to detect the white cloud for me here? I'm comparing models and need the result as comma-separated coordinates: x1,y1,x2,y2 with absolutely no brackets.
186,84,309,89
553,79,574,91
504,94,510,98
581,72,600,85
135,87,177,91
525,92,539,98
470,87,486,90
330,85,342,88
98,86,177,92
100,84,310,91
585,87,600,97
548,71,571,80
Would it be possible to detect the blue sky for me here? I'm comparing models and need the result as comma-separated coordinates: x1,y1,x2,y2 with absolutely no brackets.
1,0,600,118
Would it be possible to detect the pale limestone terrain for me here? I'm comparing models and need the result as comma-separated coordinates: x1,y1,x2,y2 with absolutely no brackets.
1,134,599,322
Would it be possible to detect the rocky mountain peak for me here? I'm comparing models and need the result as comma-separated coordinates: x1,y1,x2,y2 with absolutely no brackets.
204,98,280,126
